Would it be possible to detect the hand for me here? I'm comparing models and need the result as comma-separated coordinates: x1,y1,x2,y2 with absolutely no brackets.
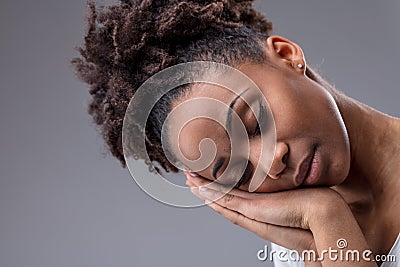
185,173,328,253
185,172,377,267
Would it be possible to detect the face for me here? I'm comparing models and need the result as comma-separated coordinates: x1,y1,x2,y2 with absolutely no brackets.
167,57,350,193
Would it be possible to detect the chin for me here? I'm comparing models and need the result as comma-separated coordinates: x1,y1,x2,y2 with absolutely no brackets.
325,155,350,187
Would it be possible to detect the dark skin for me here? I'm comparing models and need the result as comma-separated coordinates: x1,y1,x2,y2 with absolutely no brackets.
168,36,400,266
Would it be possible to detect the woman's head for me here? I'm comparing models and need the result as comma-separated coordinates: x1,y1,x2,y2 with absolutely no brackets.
72,0,351,192
172,45,351,192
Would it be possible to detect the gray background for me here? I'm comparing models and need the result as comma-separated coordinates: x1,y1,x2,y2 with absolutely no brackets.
1,1,399,266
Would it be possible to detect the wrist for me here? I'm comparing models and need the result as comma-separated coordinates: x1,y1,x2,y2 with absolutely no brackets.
306,193,377,266
305,188,350,230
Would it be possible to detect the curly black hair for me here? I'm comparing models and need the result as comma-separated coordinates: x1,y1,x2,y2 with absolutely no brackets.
72,0,328,173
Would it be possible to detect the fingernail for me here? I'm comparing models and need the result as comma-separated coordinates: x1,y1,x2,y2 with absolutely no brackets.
199,186,208,192
189,172,198,177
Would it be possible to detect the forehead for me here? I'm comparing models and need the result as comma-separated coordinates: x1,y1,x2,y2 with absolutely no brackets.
186,82,238,104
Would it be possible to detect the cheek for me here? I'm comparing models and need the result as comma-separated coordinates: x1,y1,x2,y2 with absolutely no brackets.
175,119,231,176
325,128,351,185
324,93,351,183
271,81,351,184
260,80,327,140
316,93,351,185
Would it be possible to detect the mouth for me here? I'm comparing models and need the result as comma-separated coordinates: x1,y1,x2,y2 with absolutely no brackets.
295,146,321,187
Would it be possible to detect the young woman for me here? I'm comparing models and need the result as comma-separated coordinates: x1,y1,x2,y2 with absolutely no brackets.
72,1,400,266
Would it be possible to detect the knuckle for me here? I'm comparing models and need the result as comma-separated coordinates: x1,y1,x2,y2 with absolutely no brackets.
224,194,235,205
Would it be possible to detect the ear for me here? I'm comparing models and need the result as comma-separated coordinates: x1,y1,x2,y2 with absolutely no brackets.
265,35,306,74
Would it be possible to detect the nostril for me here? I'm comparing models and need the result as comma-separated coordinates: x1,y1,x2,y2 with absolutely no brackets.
281,153,288,165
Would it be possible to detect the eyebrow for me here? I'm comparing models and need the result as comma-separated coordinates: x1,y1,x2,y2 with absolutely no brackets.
212,88,250,179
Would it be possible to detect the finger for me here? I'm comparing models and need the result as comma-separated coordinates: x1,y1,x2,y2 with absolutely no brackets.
186,178,195,187
184,172,206,189
183,170,198,178
207,201,315,254
187,174,260,199
190,186,258,220
193,186,307,229
186,172,314,230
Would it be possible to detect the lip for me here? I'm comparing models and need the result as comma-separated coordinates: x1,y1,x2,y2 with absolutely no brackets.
295,148,315,187
295,146,321,186
302,147,322,186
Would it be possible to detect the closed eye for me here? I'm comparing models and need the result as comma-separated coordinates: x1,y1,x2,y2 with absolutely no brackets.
252,122,260,137
251,102,264,137
234,160,253,188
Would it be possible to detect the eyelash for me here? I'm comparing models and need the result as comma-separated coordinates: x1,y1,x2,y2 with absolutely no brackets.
237,104,263,187
235,162,251,188
252,122,260,137
235,170,247,188
251,104,262,137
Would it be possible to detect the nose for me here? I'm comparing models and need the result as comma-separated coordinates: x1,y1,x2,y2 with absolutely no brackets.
268,142,289,179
